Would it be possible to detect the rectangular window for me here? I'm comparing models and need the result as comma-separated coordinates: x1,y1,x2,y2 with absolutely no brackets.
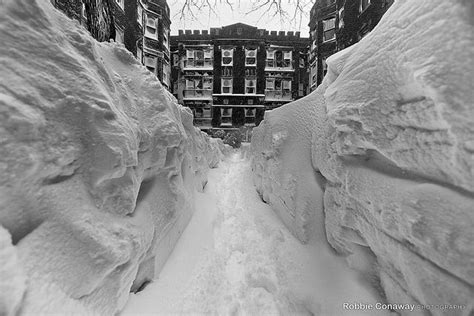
203,107,211,118
323,17,336,42
204,49,213,59
221,108,232,117
222,48,234,66
186,79,194,89
245,48,257,66
266,50,275,59
266,78,275,90
194,108,203,118
221,78,233,94
245,79,256,94
222,67,233,77
283,51,292,60
145,15,157,39
186,49,194,59
245,108,256,117
203,77,213,90
144,55,156,68
282,80,291,91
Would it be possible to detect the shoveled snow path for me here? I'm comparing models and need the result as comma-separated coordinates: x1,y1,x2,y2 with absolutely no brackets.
123,152,387,315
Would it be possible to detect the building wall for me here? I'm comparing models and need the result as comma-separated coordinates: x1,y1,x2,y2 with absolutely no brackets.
171,23,309,134
52,0,115,42
308,0,394,90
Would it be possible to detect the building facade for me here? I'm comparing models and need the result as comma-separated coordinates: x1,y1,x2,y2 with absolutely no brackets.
51,0,115,42
308,0,394,90
170,23,309,133
111,0,171,89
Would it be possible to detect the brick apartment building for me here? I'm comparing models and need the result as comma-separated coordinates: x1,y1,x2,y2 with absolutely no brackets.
53,0,171,89
170,23,309,133
308,0,394,90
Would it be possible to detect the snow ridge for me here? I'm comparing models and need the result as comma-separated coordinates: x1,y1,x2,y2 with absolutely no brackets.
251,0,474,314
0,0,227,314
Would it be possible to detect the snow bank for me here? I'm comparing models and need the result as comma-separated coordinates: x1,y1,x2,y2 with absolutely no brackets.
251,0,474,313
0,0,224,314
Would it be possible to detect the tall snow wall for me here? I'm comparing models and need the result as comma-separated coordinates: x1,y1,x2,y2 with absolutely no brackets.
0,0,226,315
251,0,474,314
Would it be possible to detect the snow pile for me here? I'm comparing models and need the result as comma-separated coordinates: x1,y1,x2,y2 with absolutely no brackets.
252,0,474,313
0,0,223,314
123,155,386,315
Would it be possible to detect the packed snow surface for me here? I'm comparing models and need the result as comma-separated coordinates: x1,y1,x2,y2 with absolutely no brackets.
251,0,474,315
123,153,387,315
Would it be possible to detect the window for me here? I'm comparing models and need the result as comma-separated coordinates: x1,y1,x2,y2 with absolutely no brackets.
266,78,275,90
338,7,345,29
203,106,211,118
360,0,371,13
204,49,213,59
145,15,157,39
266,49,292,68
323,17,336,42
245,79,256,94
266,50,275,67
203,77,212,90
247,99,254,105
282,50,292,68
245,68,256,76
245,48,257,66
222,67,233,77
195,108,203,118
144,54,156,68
186,79,195,89
221,108,232,117
223,99,229,105
222,48,233,66
237,27,243,35
185,49,213,68
266,78,291,91
222,78,233,94
245,108,256,117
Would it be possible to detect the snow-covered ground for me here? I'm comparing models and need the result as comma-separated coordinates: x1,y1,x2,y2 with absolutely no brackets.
123,153,387,315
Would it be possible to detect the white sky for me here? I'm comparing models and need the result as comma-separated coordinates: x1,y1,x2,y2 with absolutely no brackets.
168,0,312,36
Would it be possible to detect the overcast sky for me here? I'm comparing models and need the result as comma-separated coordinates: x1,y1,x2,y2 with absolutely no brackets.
168,0,311,36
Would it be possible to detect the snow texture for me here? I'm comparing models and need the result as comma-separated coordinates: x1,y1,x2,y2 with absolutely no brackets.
0,0,226,314
251,0,474,315
123,154,387,315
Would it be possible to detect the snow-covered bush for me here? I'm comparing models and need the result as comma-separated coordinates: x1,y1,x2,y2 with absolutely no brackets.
0,0,223,314
251,0,474,313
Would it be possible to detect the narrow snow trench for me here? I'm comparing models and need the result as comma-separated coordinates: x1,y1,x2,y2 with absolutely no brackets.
122,152,386,315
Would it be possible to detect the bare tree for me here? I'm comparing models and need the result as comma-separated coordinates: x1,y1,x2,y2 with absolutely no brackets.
173,0,312,30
